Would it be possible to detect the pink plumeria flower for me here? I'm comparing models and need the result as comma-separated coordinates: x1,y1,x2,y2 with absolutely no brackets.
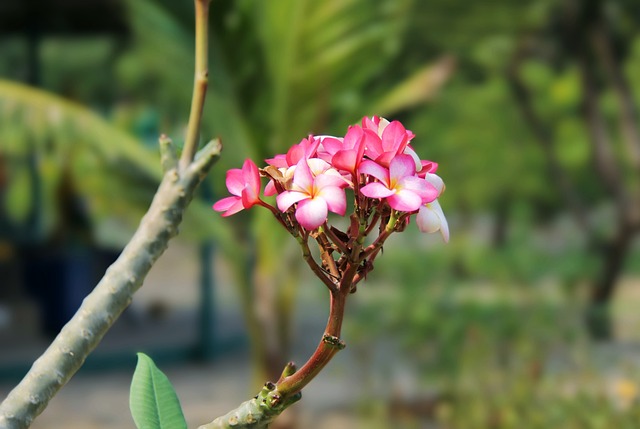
359,154,438,212
416,199,449,243
266,135,322,169
213,159,262,216
362,116,420,169
265,135,326,196
319,125,376,174
277,158,347,230
415,160,448,241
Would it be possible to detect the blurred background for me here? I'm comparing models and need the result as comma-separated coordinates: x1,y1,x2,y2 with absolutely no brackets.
1,0,640,427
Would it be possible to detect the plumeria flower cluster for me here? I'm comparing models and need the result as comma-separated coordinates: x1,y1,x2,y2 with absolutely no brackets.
214,116,448,291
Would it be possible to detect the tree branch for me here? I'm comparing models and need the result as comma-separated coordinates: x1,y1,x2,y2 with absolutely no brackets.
591,20,640,170
0,140,221,429
507,39,591,232
577,51,626,204
180,0,211,171
0,1,219,426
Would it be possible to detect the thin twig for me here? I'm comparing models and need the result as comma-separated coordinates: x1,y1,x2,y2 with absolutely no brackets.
180,0,211,170
296,234,338,293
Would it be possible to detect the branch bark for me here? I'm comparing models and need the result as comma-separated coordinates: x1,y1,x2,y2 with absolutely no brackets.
0,1,218,427
0,139,221,429
507,40,591,232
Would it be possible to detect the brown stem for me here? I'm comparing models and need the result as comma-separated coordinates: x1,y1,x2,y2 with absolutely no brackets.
316,232,340,279
296,234,338,293
275,290,347,396
322,223,350,255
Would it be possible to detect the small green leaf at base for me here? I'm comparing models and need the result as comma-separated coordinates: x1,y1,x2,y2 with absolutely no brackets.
130,352,187,429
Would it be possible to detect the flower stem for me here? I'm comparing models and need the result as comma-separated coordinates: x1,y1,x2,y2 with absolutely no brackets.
275,290,347,396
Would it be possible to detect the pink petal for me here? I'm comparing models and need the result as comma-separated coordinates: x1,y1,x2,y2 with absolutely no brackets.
213,196,240,212
305,135,322,158
264,180,277,196
242,159,260,196
364,133,384,160
318,186,346,216
389,154,416,181
292,159,314,191
286,142,305,166
295,198,328,230
361,116,380,132
265,154,288,168
360,182,395,199
213,197,245,217
241,186,259,208
359,160,389,184
315,172,348,189
421,160,438,173
321,137,344,156
381,121,408,153
343,125,363,150
374,152,395,168
388,190,423,212
225,169,244,196
424,173,444,195
332,149,358,172
307,158,331,176
360,129,377,159
401,176,439,203
403,146,422,171
276,191,309,212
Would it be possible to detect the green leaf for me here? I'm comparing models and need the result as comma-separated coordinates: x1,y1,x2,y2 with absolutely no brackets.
129,353,187,429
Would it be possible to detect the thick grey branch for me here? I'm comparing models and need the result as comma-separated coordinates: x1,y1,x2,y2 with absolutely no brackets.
0,140,222,429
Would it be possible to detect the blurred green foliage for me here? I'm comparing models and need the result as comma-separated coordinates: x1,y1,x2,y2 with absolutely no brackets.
1,0,640,426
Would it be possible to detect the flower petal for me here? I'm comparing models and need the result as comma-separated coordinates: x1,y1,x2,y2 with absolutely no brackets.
416,204,440,233
343,125,363,150
417,200,449,243
401,176,439,203
403,146,422,171
213,196,240,212
360,182,395,199
296,198,328,230
276,191,309,212
242,159,260,196
381,120,408,153
315,172,348,189
318,186,346,216
424,173,445,195
264,180,277,196
332,149,358,173
225,169,244,196
320,136,344,156
292,158,314,191
265,154,288,168
389,154,416,181
359,160,389,184
213,197,245,217
307,158,332,176
241,186,259,208
387,190,423,212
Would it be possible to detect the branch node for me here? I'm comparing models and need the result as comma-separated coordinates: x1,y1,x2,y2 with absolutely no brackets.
159,134,178,173
322,334,346,350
